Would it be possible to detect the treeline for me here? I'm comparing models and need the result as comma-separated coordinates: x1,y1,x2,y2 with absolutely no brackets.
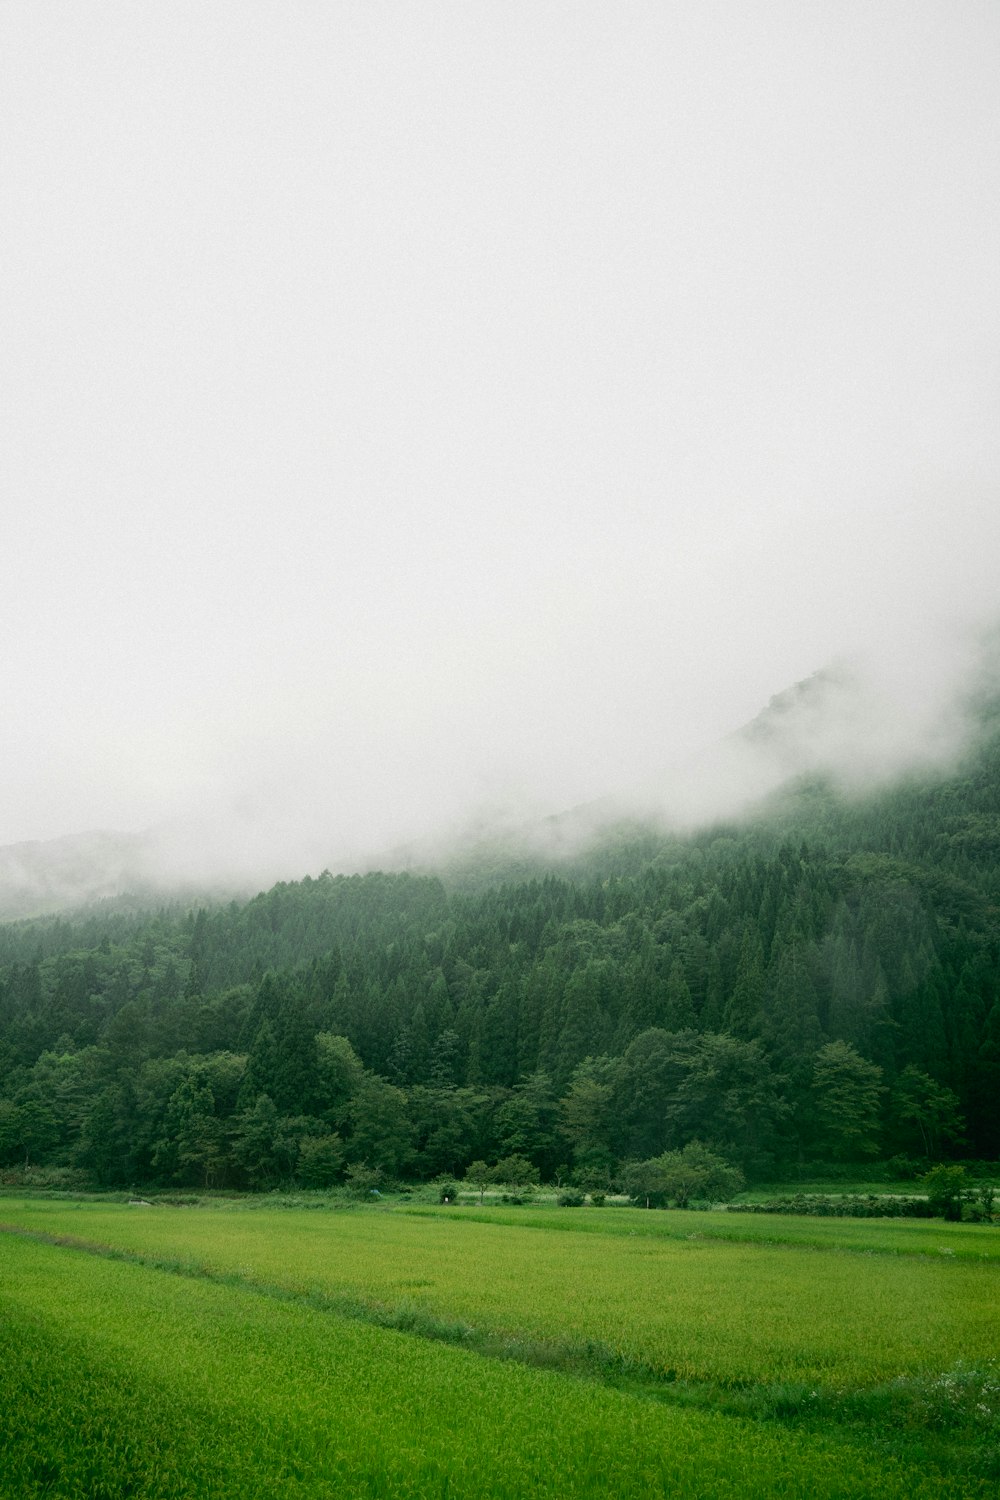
1,732,999,1189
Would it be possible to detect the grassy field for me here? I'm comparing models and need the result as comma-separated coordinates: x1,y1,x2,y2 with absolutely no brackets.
406,1199,1000,1261
1,1194,997,1496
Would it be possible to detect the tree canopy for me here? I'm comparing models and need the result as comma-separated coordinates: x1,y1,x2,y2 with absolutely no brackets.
2,722,1000,1188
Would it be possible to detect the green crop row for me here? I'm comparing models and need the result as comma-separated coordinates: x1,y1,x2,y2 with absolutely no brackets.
0,1235,990,1499
1,1197,998,1390
403,1200,1000,1258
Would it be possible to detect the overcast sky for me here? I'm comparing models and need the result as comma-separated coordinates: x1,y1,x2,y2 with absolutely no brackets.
1,2,998,867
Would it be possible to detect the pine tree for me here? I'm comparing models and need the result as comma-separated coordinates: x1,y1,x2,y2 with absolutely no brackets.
723,929,764,1038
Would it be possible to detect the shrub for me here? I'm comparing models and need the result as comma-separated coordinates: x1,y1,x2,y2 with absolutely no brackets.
589,1192,606,1207
922,1165,968,1221
345,1162,384,1198
726,1194,935,1218
556,1189,585,1207
437,1182,460,1205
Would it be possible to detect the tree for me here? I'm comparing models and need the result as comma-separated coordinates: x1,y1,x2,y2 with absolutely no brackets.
465,1159,492,1204
611,1027,786,1171
810,1041,883,1161
554,960,614,1086
620,1156,672,1209
489,1154,539,1190
315,1032,365,1126
663,959,695,1030
495,1071,559,1175
232,1094,282,1187
558,1058,615,1172
407,1085,485,1179
890,1066,965,1159
239,1019,281,1110
759,942,822,1070
654,1142,744,1207
345,1075,412,1177
612,1029,680,1158
723,928,764,1037
622,1143,743,1209
154,1075,225,1187
4,1090,59,1169
297,1132,345,1188
75,1081,140,1186
0,1100,20,1166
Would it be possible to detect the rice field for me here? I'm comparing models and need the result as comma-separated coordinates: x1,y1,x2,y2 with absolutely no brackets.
1,1195,997,1496
2,1196,996,1387
407,1200,1000,1261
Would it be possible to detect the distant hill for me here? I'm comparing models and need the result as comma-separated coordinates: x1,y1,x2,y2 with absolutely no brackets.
1,645,994,919
0,827,256,922
1,662,999,1187
0,829,153,920
394,653,996,886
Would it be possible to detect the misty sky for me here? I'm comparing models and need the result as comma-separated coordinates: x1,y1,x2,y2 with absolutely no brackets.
2,3,999,868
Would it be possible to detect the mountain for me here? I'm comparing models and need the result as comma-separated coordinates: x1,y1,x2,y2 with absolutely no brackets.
0,646,993,919
0,825,261,923
1,659,999,1187
394,652,994,885
0,829,154,921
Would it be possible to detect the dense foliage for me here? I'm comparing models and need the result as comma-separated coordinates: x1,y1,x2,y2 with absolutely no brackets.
1,724,998,1189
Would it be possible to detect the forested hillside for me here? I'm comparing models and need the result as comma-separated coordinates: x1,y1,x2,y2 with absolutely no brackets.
1,720,998,1190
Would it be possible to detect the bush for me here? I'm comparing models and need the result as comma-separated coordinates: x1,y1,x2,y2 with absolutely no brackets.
960,1180,997,1222
589,1192,606,1207
886,1154,921,1181
726,1194,935,1218
345,1162,384,1198
437,1182,460,1204
922,1165,968,1221
556,1189,585,1207
5,1166,92,1191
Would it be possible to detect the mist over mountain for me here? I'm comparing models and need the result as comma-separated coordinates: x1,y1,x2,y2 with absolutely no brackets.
2,628,996,921
0,829,251,924
3,634,1000,1191
391,626,1000,878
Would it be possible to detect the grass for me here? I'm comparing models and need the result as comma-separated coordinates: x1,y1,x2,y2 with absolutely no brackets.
1,1193,998,1492
3,1196,997,1387
0,1233,993,1499
404,1199,1000,1259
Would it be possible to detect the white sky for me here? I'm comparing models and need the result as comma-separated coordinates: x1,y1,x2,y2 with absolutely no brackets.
1,2,998,864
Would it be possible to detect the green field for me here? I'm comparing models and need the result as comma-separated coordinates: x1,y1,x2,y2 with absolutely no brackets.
1,1196,997,1497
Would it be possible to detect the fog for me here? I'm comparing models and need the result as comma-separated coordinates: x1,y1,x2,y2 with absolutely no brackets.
1,3,998,891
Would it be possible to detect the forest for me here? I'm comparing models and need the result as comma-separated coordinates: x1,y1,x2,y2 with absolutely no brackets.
1,714,998,1193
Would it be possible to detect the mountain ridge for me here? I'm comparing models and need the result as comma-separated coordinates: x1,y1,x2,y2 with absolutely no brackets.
0,652,993,920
